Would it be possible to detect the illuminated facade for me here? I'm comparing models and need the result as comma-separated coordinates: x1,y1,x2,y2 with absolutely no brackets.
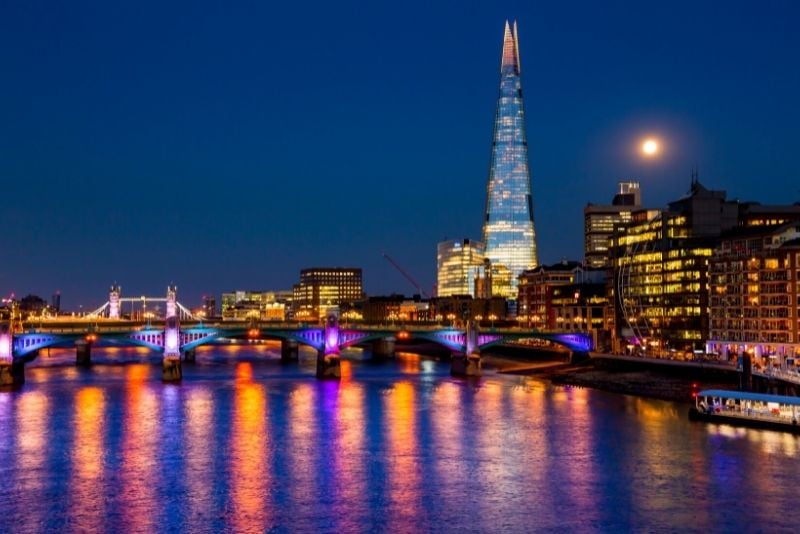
584,182,642,269
436,239,489,298
611,180,800,354
482,20,538,298
517,261,605,331
706,223,800,366
550,283,611,350
611,208,714,353
363,295,430,323
221,290,291,321
292,268,363,321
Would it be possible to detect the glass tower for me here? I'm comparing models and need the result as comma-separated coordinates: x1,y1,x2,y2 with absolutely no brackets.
482,20,538,298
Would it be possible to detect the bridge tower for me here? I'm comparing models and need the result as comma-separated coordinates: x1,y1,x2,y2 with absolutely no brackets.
451,321,482,377
162,285,182,382
166,285,177,319
317,314,341,379
0,322,24,387
109,284,121,319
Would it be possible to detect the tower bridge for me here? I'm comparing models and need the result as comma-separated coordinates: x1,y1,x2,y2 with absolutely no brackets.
0,285,594,387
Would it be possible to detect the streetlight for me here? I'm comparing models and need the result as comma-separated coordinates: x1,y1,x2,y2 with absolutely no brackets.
446,313,456,328
489,314,497,329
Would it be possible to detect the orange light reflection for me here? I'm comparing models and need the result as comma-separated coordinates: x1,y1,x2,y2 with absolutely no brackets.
385,381,420,522
230,362,269,529
120,364,158,532
71,387,106,532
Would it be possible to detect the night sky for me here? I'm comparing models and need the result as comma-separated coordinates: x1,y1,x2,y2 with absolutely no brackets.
2,1,799,308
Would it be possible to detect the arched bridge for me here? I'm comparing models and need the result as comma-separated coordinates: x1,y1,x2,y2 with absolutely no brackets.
1,318,592,386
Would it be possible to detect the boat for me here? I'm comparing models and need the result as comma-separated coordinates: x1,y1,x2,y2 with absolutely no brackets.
688,389,800,434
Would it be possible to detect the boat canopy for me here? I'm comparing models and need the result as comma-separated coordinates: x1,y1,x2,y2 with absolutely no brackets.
698,389,800,406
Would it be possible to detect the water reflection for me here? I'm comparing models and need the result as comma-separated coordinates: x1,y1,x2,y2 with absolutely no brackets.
396,352,421,374
333,380,366,529
120,364,159,532
185,388,214,525
71,387,106,532
1,351,800,532
287,381,317,515
16,390,49,532
385,381,420,527
230,362,269,528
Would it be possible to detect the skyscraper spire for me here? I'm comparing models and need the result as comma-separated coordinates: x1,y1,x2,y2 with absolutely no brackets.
501,20,521,74
482,20,538,299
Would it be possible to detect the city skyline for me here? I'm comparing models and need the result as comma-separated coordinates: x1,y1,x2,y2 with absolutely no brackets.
2,1,799,307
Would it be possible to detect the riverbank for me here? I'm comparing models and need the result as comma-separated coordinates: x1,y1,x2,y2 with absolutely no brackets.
482,351,735,403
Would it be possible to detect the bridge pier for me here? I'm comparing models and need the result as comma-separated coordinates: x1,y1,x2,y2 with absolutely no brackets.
451,352,481,377
0,324,23,387
162,357,182,382
162,316,182,382
452,321,482,377
372,337,396,360
281,339,299,363
75,340,92,367
0,361,25,387
316,350,341,379
184,348,196,363
316,314,341,379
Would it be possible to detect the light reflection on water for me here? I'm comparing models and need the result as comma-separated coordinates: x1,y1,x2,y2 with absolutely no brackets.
0,346,799,531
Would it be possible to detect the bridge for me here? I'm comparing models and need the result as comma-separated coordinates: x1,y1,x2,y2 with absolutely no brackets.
0,286,593,387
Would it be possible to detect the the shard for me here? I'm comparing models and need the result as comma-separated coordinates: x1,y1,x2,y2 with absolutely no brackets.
482,20,538,298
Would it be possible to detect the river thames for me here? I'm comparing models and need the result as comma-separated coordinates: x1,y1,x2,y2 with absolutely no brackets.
1,344,799,532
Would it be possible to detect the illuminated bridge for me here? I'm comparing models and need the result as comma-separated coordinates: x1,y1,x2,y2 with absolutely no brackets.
0,287,593,387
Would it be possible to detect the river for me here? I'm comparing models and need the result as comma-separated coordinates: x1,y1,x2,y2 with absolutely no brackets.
1,344,799,532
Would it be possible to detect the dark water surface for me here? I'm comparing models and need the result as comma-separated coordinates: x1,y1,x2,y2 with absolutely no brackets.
1,344,800,533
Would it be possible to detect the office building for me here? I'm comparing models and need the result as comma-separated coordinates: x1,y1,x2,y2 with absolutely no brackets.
292,267,363,321
584,181,642,269
436,239,490,298
610,177,800,354
482,20,538,298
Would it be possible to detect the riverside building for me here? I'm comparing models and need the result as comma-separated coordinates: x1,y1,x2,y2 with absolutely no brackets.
517,260,605,331
706,223,800,367
292,267,363,321
436,239,490,298
482,20,538,298
610,176,800,354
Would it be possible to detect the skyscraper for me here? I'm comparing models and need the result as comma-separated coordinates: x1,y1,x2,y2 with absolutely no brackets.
482,20,538,298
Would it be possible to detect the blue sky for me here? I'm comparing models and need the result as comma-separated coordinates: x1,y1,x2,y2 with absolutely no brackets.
1,0,798,308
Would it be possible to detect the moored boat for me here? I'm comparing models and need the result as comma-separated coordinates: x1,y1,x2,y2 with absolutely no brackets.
688,389,800,434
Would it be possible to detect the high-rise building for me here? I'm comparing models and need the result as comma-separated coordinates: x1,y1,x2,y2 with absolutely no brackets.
482,20,538,298
436,239,490,297
584,182,642,269
610,177,800,354
292,268,363,321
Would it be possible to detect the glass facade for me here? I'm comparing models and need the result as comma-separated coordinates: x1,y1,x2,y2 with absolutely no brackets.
437,239,488,297
482,20,538,298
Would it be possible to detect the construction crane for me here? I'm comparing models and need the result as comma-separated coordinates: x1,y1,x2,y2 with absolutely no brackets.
381,253,430,298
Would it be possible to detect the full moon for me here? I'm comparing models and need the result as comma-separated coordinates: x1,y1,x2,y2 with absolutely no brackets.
642,139,659,156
